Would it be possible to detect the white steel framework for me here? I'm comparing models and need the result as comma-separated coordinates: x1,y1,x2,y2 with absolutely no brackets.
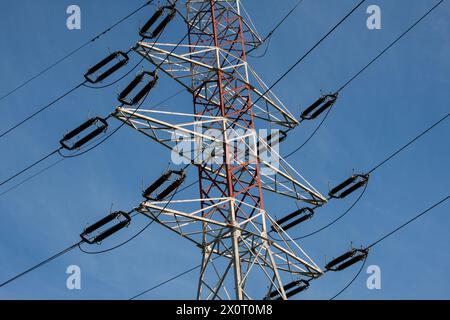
114,0,326,300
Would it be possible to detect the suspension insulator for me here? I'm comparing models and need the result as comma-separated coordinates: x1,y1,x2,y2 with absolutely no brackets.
268,280,310,300
84,51,129,84
143,172,172,199
328,174,369,199
60,117,108,151
139,6,176,39
258,130,288,153
143,170,186,201
80,211,131,244
325,249,368,272
118,71,158,106
272,207,315,232
157,171,186,200
301,93,338,120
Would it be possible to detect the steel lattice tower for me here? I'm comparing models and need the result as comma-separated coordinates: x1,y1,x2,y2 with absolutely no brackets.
114,0,327,300
189,0,273,300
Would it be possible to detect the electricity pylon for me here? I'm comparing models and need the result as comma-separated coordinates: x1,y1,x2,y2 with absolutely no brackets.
114,0,327,300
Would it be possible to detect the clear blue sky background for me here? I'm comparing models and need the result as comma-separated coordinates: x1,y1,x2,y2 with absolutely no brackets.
0,0,449,300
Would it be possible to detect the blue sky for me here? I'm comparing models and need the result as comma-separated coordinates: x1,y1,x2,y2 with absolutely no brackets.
0,0,449,300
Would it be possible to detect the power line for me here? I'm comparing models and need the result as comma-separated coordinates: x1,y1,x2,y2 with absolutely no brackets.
0,1,171,140
249,0,367,111
129,195,450,300
121,1,447,300
56,88,152,160
0,158,64,198
234,0,365,141
81,56,146,90
130,263,201,300
57,3,194,157
177,180,198,194
129,0,368,203
290,183,368,241
0,242,81,288
0,0,155,103
2,0,446,300
285,0,446,158
68,32,192,158
0,54,145,141
0,0,365,198
0,149,61,187
0,82,85,139
0,181,186,288
329,195,449,299
0,0,203,190
284,107,333,158
131,97,448,247
0,17,190,188
0,89,184,196
0,6,208,289
263,0,305,42
367,113,449,174
74,2,207,165
128,185,212,299
247,0,305,57
78,183,182,255
0,41,148,141
367,195,450,250
0,92,140,188
337,0,445,93
78,214,153,255
0,2,163,140
204,0,364,133
280,113,448,241
0,169,185,287
276,2,449,242
219,0,367,162
329,255,367,300
118,1,447,300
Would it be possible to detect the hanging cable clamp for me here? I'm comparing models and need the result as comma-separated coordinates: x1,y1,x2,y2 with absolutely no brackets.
301,92,338,120
60,117,108,151
80,211,132,244
84,51,129,84
328,174,369,199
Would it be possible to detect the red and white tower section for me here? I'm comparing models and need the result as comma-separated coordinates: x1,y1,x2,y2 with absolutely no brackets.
114,0,327,300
